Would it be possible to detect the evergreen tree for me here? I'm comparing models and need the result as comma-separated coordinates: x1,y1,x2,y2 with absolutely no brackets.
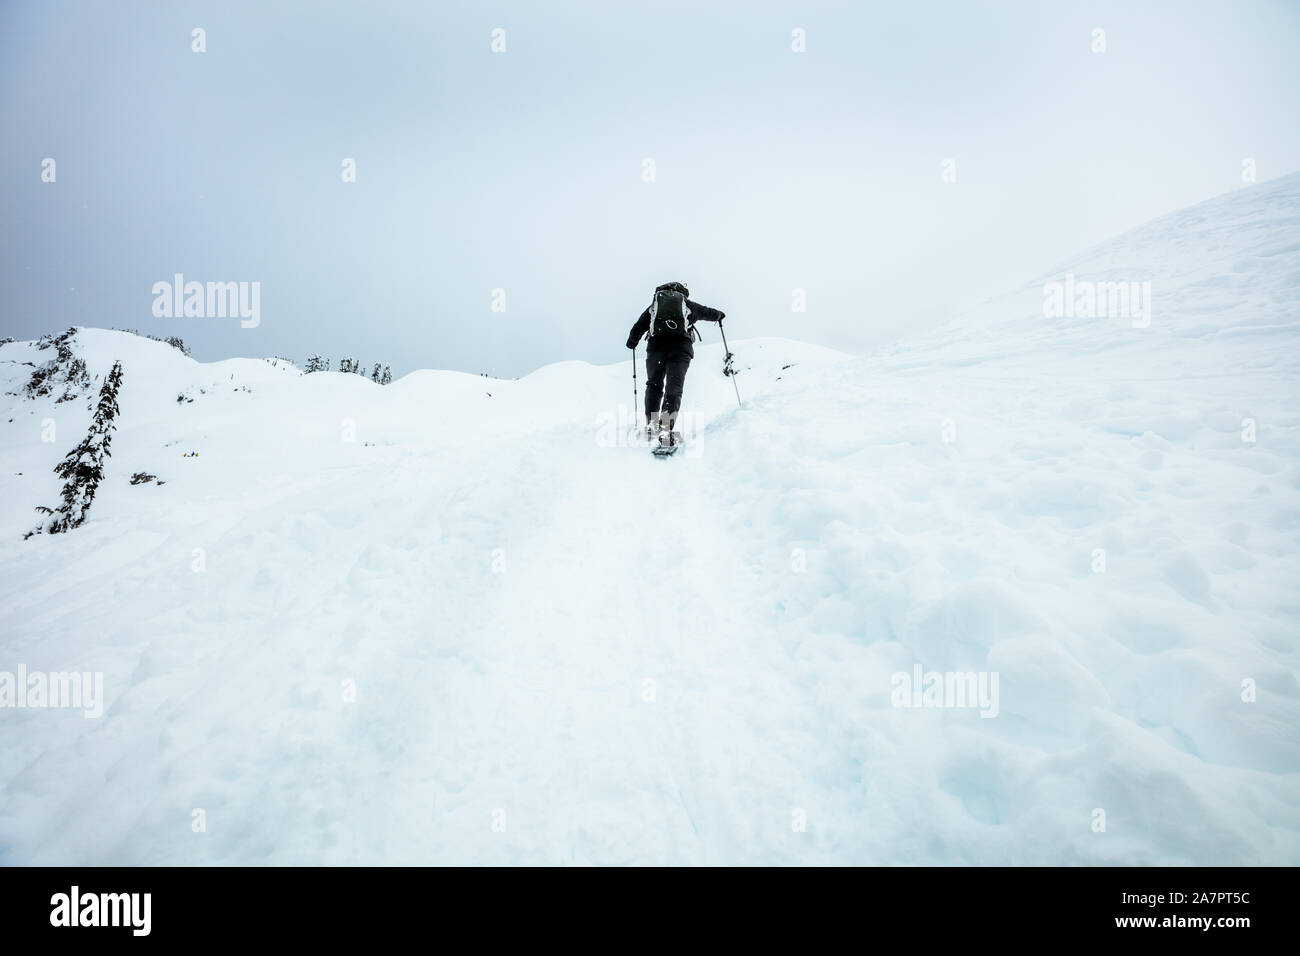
304,355,329,373
26,328,89,400
29,360,124,537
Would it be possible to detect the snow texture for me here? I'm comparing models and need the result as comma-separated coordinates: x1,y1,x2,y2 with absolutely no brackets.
1,175,1298,864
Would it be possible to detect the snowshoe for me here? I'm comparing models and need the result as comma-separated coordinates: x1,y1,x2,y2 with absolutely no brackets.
652,431,682,457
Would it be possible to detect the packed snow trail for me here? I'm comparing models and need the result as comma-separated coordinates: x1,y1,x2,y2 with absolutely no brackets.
2,174,1300,864
403,437,806,864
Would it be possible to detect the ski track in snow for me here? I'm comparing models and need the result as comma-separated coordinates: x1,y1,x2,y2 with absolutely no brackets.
1,175,1299,864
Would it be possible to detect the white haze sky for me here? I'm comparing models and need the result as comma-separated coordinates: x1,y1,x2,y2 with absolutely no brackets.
2,0,1299,377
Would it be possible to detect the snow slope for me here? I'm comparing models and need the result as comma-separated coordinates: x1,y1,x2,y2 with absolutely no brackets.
1,175,1298,865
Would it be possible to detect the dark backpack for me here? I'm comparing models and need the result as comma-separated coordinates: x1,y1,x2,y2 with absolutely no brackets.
649,282,692,340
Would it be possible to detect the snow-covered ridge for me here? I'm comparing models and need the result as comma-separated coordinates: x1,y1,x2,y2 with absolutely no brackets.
0,177,1297,865
904,171,1300,363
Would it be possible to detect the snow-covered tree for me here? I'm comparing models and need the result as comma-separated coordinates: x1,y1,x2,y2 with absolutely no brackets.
26,328,90,401
380,366,392,385
304,355,329,373
28,360,123,537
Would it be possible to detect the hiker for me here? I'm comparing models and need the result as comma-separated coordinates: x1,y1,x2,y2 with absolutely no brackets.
626,282,726,446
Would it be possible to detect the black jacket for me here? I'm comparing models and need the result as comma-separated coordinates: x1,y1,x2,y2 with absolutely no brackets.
626,300,726,359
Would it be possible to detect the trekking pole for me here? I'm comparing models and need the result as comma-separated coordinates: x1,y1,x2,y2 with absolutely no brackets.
718,320,742,408
632,343,639,430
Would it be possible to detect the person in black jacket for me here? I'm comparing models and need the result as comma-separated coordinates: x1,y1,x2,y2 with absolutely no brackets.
626,282,725,445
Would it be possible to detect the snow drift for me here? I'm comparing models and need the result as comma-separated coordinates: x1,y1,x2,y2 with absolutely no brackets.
1,175,1298,864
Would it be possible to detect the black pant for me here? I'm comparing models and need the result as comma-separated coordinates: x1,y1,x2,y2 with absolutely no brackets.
644,350,690,429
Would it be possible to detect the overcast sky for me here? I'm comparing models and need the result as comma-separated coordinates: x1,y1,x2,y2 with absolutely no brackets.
2,0,1298,377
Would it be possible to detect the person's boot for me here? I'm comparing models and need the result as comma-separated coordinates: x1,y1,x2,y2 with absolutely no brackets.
659,412,677,447
646,412,660,442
